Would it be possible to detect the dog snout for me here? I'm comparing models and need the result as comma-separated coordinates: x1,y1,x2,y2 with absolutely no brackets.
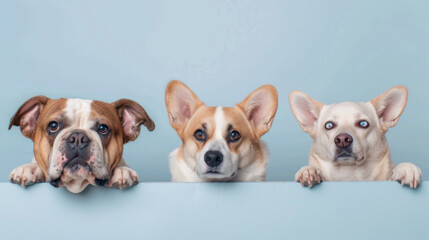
67,131,91,149
335,134,353,148
204,151,223,167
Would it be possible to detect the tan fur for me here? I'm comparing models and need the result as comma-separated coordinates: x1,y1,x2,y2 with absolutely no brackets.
32,98,67,177
91,100,124,173
166,80,277,182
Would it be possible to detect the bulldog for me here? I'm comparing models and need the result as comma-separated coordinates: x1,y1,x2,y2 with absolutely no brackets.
165,80,278,182
289,86,422,188
9,96,155,193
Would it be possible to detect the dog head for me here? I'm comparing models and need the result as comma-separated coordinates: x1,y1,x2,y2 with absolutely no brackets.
289,86,408,165
9,97,154,193
165,81,278,180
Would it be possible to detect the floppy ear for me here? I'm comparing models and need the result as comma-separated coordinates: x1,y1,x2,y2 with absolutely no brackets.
289,91,324,134
112,99,155,143
236,85,278,138
9,96,50,139
165,80,203,132
370,86,408,131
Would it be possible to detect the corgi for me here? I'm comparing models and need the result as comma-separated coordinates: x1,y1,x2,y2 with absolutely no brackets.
289,86,421,188
165,80,278,182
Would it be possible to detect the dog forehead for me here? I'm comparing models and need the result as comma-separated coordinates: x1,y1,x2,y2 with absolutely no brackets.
320,102,374,122
222,107,252,130
64,98,94,128
187,106,248,129
186,106,217,128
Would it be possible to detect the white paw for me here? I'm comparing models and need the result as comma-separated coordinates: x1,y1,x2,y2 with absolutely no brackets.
108,167,139,189
392,163,422,188
295,166,323,188
10,163,45,187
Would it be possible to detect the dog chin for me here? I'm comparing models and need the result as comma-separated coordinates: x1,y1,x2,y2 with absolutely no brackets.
334,154,365,165
49,161,102,192
198,170,236,181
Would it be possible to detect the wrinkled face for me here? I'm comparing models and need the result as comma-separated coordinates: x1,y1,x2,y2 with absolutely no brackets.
10,96,154,193
181,106,258,179
313,102,385,165
33,99,123,193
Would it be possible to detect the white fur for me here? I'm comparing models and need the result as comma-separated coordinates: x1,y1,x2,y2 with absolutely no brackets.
291,88,422,188
170,106,268,182
9,158,45,187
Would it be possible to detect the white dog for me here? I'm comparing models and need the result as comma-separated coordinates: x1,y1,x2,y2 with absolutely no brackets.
289,86,421,188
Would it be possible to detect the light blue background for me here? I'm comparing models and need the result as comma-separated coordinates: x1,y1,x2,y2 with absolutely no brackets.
0,182,427,239
1,0,428,182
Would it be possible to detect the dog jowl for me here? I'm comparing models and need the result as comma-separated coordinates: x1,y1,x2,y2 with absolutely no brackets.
289,86,422,188
165,80,278,182
9,96,154,193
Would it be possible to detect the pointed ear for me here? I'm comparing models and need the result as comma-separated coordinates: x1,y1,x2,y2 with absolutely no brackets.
112,99,155,143
236,85,278,138
289,91,324,134
9,96,50,139
370,86,408,131
165,80,203,132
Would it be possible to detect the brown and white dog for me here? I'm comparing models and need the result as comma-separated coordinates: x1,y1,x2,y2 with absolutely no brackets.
9,96,154,193
290,86,422,188
165,81,278,182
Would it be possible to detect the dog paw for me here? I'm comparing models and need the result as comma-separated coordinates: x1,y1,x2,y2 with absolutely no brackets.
392,163,422,188
295,166,323,188
108,167,139,190
9,163,45,187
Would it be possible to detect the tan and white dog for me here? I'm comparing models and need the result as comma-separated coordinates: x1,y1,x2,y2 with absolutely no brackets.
165,81,278,182
9,96,155,193
290,86,422,188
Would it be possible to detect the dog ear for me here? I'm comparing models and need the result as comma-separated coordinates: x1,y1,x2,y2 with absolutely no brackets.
112,99,155,143
289,91,324,134
237,85,278,138
165,80,203,132
370,86,408,131
9,96,51,139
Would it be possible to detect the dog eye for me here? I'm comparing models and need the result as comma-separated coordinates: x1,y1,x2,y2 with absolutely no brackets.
358,120,369,129
228,130,241,143
325,121,335,130
98,124,109,135
48,121,60,133
194,129,206,142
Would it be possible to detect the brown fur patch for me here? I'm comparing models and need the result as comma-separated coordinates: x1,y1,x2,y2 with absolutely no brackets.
32,98,67,177
91,100,124,173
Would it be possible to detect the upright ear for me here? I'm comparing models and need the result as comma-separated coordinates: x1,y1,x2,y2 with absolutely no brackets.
370,86,408,131
112,99,155,143
236,85,278,138
165,80,203,132
289,91,324,134
9,96,50,139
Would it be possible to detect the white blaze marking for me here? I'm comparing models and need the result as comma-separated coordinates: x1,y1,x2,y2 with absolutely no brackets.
65,99,93,129
214,106,226,140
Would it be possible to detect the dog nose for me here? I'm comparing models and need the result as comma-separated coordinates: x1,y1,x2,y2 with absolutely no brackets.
335,134,353,148
67,132,91,149
204,151,223,167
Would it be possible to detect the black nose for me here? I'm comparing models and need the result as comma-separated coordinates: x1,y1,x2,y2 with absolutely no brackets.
49,178,60,188
67,131,91,149
335,133,353,148
95,178,109,186
204,151,223,167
